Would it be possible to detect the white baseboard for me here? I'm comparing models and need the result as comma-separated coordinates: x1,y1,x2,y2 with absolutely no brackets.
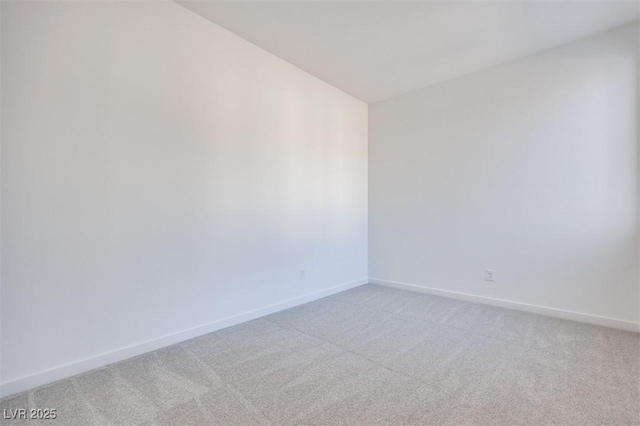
0,277,368,399
369,277,640,333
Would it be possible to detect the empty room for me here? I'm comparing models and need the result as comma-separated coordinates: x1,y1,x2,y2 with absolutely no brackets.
0,0,638,424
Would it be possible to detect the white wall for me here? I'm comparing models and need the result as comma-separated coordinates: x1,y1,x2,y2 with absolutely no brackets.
0,0,367,395
370,25,639,328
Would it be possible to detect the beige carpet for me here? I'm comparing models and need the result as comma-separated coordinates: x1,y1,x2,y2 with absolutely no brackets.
2,284,639,425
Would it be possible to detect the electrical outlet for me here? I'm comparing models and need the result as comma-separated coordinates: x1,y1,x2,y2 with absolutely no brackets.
300,269,306,280
485,269,495,282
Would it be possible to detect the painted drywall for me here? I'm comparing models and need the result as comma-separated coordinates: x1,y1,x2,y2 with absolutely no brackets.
369,24,639,326
177,1,639,103
0,0,367,395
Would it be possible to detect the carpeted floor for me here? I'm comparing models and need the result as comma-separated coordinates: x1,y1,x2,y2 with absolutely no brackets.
2,284,639,425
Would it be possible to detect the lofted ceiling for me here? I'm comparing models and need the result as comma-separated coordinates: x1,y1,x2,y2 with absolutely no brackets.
176,1,639,103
